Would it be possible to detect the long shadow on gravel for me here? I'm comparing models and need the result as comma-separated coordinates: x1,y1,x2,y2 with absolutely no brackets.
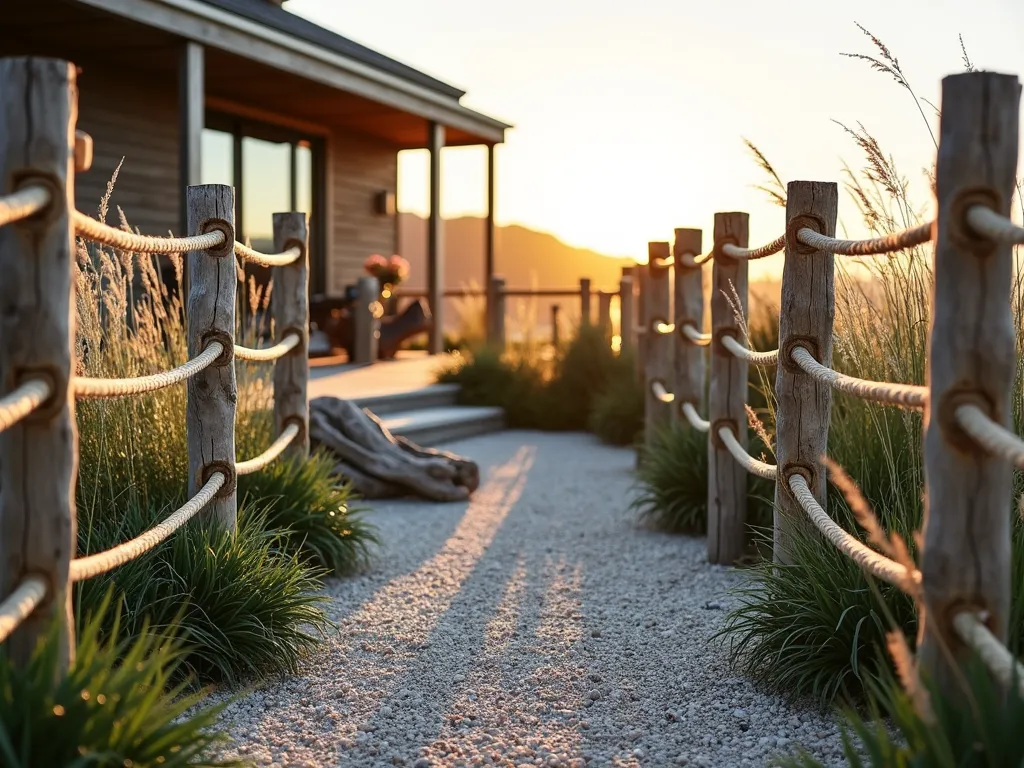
341,545,587,765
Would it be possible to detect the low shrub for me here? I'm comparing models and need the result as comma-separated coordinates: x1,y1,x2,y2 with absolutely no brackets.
588,362,644,446
544,324,630,431
237,450,379,576
438,325,637,435
438,347,549,429
631,421,775,535
77,502,331,685
0,594,237,767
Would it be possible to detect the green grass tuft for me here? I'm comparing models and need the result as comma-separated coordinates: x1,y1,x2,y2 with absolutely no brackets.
0,592,238,767
777,657,1024,767
631,421,774,535
588,362,644,446
77,501,332,685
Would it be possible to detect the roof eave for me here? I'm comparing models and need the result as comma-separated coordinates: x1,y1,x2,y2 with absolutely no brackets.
70,0,510,143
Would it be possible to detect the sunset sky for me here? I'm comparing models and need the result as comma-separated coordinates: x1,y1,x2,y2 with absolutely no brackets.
288,0,1024,279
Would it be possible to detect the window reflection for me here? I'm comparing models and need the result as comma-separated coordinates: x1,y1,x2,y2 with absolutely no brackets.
201,129,233,187
296,141,313,218
242,137,291,254
200,120,320,293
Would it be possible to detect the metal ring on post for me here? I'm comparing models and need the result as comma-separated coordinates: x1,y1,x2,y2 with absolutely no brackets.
782,337,820,375
781,462,814,500
712,327,738,357
202,331,234,367
11,368,61,424
940,388,996,454
201,461,236,498
943,599,994,653
199,218,233,258
8,174,62,230
788,214,825,255
952,187,1003,255
709,418,736,450
714,236,738,263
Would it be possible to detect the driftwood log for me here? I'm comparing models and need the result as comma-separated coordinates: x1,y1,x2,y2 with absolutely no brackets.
309,397,479,502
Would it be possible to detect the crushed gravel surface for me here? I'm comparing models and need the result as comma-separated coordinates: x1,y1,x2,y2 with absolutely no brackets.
213,431,845,767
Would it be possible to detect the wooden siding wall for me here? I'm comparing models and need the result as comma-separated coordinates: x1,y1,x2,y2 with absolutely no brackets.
76,66,180,236
327,128,398,295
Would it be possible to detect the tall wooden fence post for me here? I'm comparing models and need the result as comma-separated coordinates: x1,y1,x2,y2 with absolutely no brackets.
773,182,838,564
580,278,592,327
635,263,649,382
271,212,309,459
551,304,561,349
619,270,635,357
673,228,704,426
644,242,672,445
0,56,78,669
919,72,1020,697
489,276,506,349
597,291,613,340
707,213,749,565
352,276,381,364
187,184,238,531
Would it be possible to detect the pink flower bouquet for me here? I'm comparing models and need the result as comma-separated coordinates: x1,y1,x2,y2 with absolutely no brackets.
364,253,410,287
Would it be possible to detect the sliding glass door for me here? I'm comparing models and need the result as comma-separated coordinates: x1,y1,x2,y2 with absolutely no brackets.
201,115,324,294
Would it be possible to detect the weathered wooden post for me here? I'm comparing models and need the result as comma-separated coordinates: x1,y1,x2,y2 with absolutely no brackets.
551,304,561,349
644,242,673,444
597,291,613,340
635,263,649,382
0,56,78,669
580,278,592,326
773,182,838,564
187,184,238,531
352,276,381,364
488,276,506,349
707,213,749,565
919,72,1020,697
271,212,310,459
619,269,636,356
673,228,704,426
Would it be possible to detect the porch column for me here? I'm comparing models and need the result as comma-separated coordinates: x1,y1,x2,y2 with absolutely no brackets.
178,41,204,233
485,143,496,342
428,121,445,354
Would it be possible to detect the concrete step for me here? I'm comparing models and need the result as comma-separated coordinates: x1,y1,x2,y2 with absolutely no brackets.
351,383,460,416
378,405,506,447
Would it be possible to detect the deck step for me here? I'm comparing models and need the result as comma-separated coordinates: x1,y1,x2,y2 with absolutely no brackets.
378,405,505,446
351,383,460,416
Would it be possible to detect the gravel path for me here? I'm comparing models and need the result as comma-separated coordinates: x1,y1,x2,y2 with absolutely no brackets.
214,431,846,767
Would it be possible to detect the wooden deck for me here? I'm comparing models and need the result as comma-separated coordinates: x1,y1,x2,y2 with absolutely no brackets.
308,351,458,401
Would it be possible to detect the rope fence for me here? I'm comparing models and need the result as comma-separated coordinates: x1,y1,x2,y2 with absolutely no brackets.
69,472,226,582
0,57,314,670
234,332,302,362
74,341,225,399
0,378,53,432
0,185,52,227
236,422,302,475
629,68,1024,713
720,334,779,366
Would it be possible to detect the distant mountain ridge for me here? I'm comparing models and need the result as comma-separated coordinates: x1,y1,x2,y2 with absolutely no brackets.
397,213,633,294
